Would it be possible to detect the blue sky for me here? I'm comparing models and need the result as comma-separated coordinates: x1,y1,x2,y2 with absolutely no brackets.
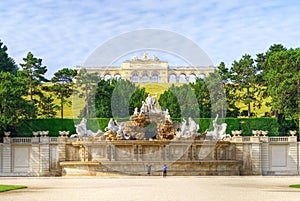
1,0,300,78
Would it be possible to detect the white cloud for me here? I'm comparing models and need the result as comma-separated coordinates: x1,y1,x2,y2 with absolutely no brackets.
0,0,300,77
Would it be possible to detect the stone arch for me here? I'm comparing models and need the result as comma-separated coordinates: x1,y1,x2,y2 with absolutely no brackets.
104,73,111,81
169,73,177,83
199,73,206,80
114,73,121,80
132,72,139,83
152,72,159,83
179,73,187,83
188,73,197,83
141,72,149,83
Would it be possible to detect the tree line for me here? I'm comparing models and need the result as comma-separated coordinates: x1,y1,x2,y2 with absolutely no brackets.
0,40,299,134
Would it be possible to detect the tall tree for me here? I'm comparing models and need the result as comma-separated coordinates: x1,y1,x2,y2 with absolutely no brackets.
94,79,116,118
230,54,260,117
256,44,287,117
190,78,211,118
19,52,48,101
37,94,58,118
111,79,147,118
129,87,148,115
43,68,77,119
0,72,35,133
76,69,100,118
265,48,300,133
0,40,18,75
214,62,239,117
158,88,181,118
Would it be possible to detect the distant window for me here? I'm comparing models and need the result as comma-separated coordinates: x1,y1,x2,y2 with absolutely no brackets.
169,74,176,83
132,73,138,83
152,73,158,82
189,74,196,83
199,73,206,80
141,73,149,83
104,74,111,81
179,74,187,83
114,74,121,80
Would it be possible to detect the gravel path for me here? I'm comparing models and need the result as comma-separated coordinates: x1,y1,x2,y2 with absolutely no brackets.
1,176,300,201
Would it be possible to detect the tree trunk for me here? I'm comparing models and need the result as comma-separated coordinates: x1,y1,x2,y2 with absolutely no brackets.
60,92,64,119
248,103,251,117
85,85,89,117
29,74,33,101
247,87,251,117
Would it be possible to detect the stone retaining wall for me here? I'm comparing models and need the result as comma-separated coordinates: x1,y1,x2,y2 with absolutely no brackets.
0,136,298,176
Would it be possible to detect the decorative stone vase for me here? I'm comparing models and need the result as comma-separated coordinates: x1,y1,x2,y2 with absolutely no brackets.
262,131,268,137
59,131,70,137
257,130,262,136
40,131,49,137
59,131,65,137
33,131,39,138
64,131,70,137
231,130,236,137
235,130,242,137
289,130,297,136
4,131,10,138
252,130,258,136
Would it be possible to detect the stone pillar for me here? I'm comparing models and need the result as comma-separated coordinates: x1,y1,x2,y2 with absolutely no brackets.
288,136,298,175
137,145,143,161
160,144,166,161
133,145,138,161
39,137,50,176
58,137,66,162
250,136,262,175
261,141,269,175
2,143,11,173
110,145,116,161
31,144,40,176
106,144,111,160
191,145,196,161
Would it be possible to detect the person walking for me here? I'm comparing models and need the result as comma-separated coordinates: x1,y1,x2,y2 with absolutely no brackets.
146,164,152,175
163,164,167,178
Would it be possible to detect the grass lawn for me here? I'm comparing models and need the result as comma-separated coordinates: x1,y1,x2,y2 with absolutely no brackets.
0,185,27,192
289,184,300,188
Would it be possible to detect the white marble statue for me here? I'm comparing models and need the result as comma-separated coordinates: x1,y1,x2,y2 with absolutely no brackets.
164,109,172,123
105,118,119,133
188,117,199,135
70,118,103,138
140,101,147,114
133,107,139,116
145,93,158,113
206,114,230,140
176,117,200,139
176,118,188,139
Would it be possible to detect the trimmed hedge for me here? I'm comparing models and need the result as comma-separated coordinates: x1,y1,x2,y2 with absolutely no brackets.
5,117,283,137
15,118,111,137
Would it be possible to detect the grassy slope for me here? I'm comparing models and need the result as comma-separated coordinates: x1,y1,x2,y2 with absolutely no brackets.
42,83,271,119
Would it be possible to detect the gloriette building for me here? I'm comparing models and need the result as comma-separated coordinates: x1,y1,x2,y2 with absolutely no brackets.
74,53,215,83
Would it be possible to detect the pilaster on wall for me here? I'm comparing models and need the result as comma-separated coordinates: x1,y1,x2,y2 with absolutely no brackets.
287,137,298,175
39,137,50,176
261,142,269,175
31,144,40,175
2,143,11,173
250,136,262,175
58,137,67,162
